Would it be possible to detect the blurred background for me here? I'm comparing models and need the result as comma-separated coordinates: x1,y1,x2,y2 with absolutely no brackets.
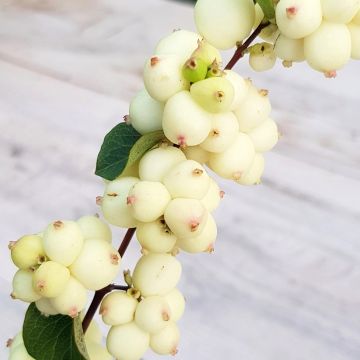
1,0,360,359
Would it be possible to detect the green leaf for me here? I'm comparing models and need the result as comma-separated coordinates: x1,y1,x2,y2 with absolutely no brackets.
256,0,275,20
23,303,89,360
95,122,165,181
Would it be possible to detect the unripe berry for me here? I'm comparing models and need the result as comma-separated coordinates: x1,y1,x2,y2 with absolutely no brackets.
127,181,171,222
321,0,360,24
234,85,271,132
164,198,208,238
135,296,171,334
139,145,186,182
106,322,150,360
136,218,177,253
49,277,87,317
43,220,84,266
35,298,59,316
190,77,235,113
162,91,212,147
163,160,210,199
128,89,164,135
70,239,121,290
12,270,41,303
201,178,222,212
248,118,279,153
200,112,239,153
208,133,255,181
349,23,360,60
101,177,139,228
164,288,185,322
195,0,255,49
237,154,265,185
9,344,34,360
304,22,351,74
182,57,208,83
33,261,70,298
224,70,249,110
100,291,138,326
150,321,180,356
276,0,322,39
177,213,217,254
132,253,182,297
182,145,210,164
10,234,46,270
249,43,277,72
274,35,305,64
77,215,112,243
191,39,222,66
86,341,112,360
143,54,189,102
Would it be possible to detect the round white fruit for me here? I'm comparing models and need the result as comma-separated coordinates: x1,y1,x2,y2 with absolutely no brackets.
35,298,59,316
249,43,277,72
132,253,182,297
274,35,305,62
101,177,139,228
9,332,24,352
136,218,177,253
70,239,121,291
106,322,150,360
43,220,84,267
127,181,171,222
163,160,210,199
237,154,265,185
354,9,360,24
208,133,255,180
201,178,222,212
143,54,189,102
164,288,185,322
182,145,210,164
77,215,112,243
248,118,279,152
321,0,360,24
86,341,112,360
224,70,249,110
349,23,360,59
150,321,180,355
195,0,255,49
163,91,212,147
164,198,208,238
129,89,164,135
139,145,186,182
33,261,70,298
12,270,41,303
9,344,34,360
84,320,102,344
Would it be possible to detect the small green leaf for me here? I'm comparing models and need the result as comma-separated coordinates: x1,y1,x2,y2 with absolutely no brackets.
23,303,89,360
256,0,275,20
95,122,165,181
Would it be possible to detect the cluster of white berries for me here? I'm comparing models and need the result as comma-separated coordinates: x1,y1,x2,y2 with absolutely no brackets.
10,216,120,319
195,0,360,77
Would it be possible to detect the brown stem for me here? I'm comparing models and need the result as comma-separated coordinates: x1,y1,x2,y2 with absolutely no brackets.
82,228,136,333
225,21,270,70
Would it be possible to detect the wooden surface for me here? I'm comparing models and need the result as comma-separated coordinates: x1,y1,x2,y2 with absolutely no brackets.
1,1,360,359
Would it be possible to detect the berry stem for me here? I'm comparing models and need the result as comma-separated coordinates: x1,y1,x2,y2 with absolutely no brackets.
82,228,136,333
225,21,270,70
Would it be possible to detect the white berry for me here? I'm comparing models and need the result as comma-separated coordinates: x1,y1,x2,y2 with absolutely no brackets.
237,154,265,185
150,321,180,356
12,270,41,303
164,288,185,322
77,215,112,243
248,118,279,153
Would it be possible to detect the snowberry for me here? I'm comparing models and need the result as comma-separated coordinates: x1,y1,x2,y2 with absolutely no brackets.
106,322,150,360
132,253,182,297
9,344,34,360
143,54,189,102
127,181,171,222
163,160,210,199
224,70,249,110
164,288,185,322
248,118,279,153
321,0,360,24
260,24,280,44
195,0,255,49
354,9,360,24
208,133,255,181
150,321,180,356
9,332,24,352
86,341,112,360
304,22,351,74
164,198,208,238
10,235,46,270
139,145,186,182
249,43,277,72
11,270,41,303
201,178,222,212
200,112,239,153
43,220,84,267
236,154,265,185
70,239,121,291
35,298,59,316
33,261,70,298
183,56,208,83
190,77,235,113
128,89,164,135
136,218,177,253
84,320,103,344
135,296,171,334
101,177,139,228
349,23,360,60
253,3,264,29
49,277,87,317
177,213,217,253
234,85,271,132
274,35,305,64
77,215,112,243
99,291,138,326
162,91,212,147
182,145,210,164
276,0,322,39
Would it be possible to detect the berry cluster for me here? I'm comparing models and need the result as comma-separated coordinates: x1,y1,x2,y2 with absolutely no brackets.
10,216,120,318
